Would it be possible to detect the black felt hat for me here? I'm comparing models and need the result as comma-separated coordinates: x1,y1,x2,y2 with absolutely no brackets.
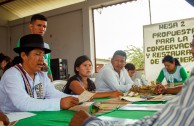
14,34,51,54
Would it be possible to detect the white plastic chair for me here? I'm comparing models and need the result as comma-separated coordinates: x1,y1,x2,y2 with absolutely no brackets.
52,80,67,92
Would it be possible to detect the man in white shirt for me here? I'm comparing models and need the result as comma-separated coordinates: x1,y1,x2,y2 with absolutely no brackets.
95,50,133,93
0,34,79,113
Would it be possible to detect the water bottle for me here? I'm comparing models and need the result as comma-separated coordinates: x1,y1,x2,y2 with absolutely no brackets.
187,71,190,78
141,73,149,85
141,73,145,85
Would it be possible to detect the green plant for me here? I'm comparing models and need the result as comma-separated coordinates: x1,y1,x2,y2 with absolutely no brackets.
124,45,144,70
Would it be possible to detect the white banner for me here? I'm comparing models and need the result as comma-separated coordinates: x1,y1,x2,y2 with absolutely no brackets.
144,18,194,83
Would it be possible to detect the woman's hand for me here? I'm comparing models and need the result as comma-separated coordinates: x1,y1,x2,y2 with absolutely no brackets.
154,84,167,94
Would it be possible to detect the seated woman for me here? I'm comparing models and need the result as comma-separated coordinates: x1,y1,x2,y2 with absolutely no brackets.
63,55,123,98
155,55,188,94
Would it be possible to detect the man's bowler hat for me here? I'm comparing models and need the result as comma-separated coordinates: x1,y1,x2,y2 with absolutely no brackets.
14,34,51,54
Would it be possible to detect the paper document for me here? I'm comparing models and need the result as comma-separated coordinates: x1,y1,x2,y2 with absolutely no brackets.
69,102,95,113
148,94,175,101
119,104,165,111
120,96,146,102
98,116,138,125
6,112,36,122
78,90,95,103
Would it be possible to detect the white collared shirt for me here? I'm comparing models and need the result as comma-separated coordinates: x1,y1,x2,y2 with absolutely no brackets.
0,64,71,113
95,63,133,93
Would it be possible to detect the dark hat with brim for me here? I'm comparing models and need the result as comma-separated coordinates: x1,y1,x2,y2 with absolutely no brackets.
14,34,51,54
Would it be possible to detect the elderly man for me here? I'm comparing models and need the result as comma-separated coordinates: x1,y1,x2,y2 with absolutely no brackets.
95,50,133,93
0,34,79,113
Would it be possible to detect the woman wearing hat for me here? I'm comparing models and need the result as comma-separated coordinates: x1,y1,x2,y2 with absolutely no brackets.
0,34,79,113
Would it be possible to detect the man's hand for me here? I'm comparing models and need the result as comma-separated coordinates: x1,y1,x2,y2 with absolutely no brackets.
60,96,79,109
109,90,124,97
69,110,90,126
0,112,9,125
41,62,49,72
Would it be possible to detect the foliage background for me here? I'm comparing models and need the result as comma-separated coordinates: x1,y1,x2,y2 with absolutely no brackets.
124,45,144,70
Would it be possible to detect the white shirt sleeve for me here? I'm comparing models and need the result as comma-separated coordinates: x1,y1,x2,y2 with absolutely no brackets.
3,73,61,112
102,68,132,93
123,68,134,85
0,68,71,112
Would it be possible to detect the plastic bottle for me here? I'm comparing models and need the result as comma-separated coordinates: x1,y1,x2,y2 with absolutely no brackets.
141,73,146,85
187,71,190,78
141,73,149,85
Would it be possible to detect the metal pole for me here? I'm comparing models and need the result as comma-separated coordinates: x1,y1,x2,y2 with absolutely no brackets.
148,0,152,24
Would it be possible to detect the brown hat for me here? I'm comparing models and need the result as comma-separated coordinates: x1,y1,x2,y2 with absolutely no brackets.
14,34,51,54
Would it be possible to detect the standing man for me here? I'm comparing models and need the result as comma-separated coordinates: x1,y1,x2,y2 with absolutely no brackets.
95,50,133,93
16,14,53,81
